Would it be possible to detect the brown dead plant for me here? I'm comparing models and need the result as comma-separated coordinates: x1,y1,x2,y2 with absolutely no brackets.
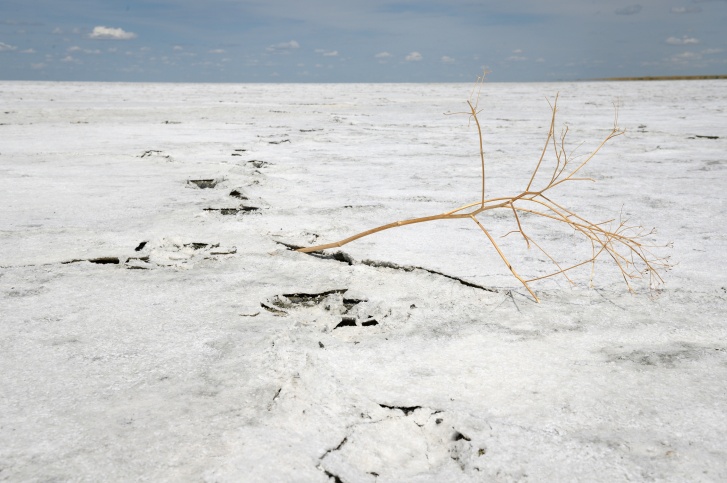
297,75,670,302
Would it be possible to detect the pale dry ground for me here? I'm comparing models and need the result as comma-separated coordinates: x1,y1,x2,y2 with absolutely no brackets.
1,80,726,482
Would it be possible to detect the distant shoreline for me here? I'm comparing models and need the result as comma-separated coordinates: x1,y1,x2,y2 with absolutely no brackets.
593,74,727,81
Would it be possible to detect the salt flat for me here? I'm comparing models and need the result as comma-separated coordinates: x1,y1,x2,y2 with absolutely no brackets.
1,80,726,482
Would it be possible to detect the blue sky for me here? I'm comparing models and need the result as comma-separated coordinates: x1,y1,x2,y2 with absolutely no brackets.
1,0,725,82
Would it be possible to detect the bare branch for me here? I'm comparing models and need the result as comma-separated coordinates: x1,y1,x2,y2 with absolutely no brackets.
296,82,669,302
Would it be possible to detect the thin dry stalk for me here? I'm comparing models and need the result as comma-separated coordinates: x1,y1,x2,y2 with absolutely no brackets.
297,82,670,302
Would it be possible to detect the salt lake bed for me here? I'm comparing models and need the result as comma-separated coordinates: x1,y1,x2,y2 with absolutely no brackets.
1,80,726,481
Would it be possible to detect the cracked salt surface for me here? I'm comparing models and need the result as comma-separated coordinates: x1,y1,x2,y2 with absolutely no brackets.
1,80,726,481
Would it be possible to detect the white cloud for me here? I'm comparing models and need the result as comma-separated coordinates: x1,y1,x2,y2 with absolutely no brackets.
507,55,528,61
671,6,701,14
441,55,455,64
405,51,422,61
316,49,338,57
60,55,81,63
615,5,642,15
375,51,392,59
702,48,723,55
513,49,523,54
666,36,700,45
68,46,101,54
668,51,702,64
209,49,225,54
21,48,36,54
266,40,300,53
676,52,699,59
173,45,184,51
0,42,18,52
52,27,63,34
89,26,137,40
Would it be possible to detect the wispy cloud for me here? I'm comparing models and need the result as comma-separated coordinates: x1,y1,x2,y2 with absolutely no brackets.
508,49,527,61
315,49,338,57
670,51,700,61
374,51,392,59
441,55,455,63
666,36,700,45
405,51,422,61
670,6,701,14
209,49,226,54
68,46,101,54
664,48,726,65
0,42,18,52
266,40,300,53
60,55,81,63
89,26,137,40
615,5,642,15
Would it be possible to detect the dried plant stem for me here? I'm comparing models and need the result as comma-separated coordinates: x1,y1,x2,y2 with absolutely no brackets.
297,87,669,302
467,99,486,206
469,214,538,301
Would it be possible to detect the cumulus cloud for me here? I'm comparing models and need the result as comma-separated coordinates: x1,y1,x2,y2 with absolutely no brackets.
266,40,300,53
405,51,422,61
441,55,455,64
0,42,18,52
173,45,184,51
666,36,700,45
89,26,137,40
375,51,392,59
615,5,642,15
